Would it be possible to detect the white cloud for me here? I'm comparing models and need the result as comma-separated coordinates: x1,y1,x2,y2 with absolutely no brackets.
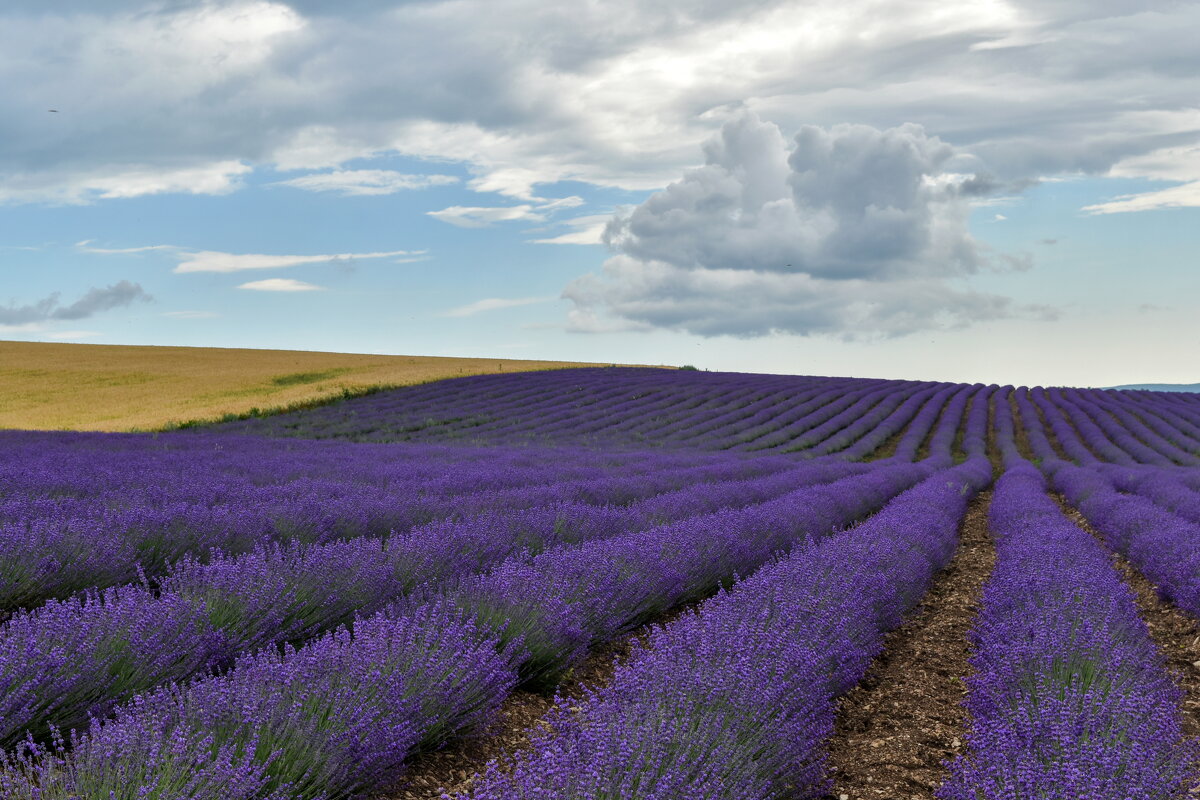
0,322,46,334
529,214,612,245
1081,143,1200,214
174,248,419,273
76,241,178,254
274,169,459,196
1107,143,1200,182
565,114,1039,338
426,205,541,227
1082,182,1200,215
237,278,324,292
2,0,1199,213
442,296,552,317
535,196,585,211
428,195,588,228
0,161,251,205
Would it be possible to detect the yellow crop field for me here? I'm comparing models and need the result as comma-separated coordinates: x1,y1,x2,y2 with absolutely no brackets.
0,340,607,432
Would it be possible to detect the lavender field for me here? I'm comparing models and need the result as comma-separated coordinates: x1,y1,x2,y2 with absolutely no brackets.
2,367,1199,799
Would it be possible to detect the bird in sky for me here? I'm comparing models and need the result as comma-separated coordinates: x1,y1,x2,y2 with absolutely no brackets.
48,109,58,113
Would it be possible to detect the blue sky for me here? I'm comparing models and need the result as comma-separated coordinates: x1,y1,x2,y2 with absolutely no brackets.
2,0,1198,387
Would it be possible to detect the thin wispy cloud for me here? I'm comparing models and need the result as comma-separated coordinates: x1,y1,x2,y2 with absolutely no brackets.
76,241,179,254
175,249,420,273
427,205,542,228
77,241,426,274
237,278,324,292
529,214,611,245
428,197,587,228
1082,183,1200,215
275,170,459,196
442,296,552,317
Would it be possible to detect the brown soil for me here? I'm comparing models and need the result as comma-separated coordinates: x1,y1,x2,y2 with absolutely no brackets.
1055,495,1200,743
1007,392,1036,462
826,491,995,800
869,421,908,461
952,392,975,462
985,391,1002,475
376,607,692,799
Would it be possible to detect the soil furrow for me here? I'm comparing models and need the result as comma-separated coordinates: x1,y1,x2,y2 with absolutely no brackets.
376,606,692,799
1054,494,1200,745
1007,391,1037,462
826,490,994,800
985,391,1002,475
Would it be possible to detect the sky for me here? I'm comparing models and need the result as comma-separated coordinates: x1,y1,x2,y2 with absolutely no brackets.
2,0,1198,387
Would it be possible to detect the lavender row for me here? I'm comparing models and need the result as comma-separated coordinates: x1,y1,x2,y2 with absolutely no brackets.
439,460,936,688
1,439,785,610
714,380,886,451
835,383,940,460
802,382,936,457
220,368,923,452
1098,463,1200,525
941,462,1191,798
1119,392,1200,454
920,383,973,460
0,458,866,747
1053,388,1162,466
1,462,933,799
884,383,957,462
463,458,992,799
199,366,1200,466
1048,460,1200,620
1077,389,1200,465
1026,387,1100,465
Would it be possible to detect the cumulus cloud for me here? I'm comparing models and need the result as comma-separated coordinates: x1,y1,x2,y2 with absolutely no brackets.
2,1,1198,206
566,258,1025,338
237,278,323,291
442,296,552,317
566,115,1039,338
0,281,152,325
274,169,459,196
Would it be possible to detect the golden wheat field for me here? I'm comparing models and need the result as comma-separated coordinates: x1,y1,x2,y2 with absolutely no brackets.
0,340,604,432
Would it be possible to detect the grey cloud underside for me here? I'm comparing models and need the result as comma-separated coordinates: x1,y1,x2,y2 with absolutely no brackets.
1,0,1198,200
567,115,1040,339
604,118,982,281
0,281,152,325
565,261,1030,339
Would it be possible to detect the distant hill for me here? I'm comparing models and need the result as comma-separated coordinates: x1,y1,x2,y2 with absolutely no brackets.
1107,382,1200,393
0,341,608,432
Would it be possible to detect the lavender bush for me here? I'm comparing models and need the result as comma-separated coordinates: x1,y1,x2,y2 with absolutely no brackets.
941,461,1193,798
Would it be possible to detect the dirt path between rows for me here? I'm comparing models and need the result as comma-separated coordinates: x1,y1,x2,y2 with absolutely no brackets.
1055,495,1200,747
1007,392,1036,462
826,490,994,800
376,606,691,799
